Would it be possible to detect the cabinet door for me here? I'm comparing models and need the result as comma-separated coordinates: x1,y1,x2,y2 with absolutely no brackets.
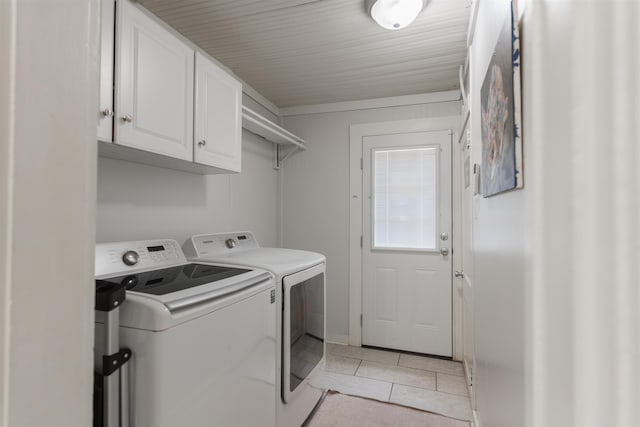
97,0,115,142
116,0,194,161
194,52,242,172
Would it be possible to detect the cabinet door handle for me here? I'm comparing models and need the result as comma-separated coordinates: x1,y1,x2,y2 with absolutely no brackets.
101,108,114,117
197,140,206,147
121,115,133,123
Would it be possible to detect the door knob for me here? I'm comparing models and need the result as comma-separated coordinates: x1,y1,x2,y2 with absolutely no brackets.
440,248,449,256
121,114,133,123
440,232,449,241
101,108,114,117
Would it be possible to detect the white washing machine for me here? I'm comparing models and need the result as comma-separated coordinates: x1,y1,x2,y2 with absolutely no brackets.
183,232,326,427
94,239,276,427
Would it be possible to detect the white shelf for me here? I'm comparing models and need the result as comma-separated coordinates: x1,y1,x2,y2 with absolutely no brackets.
241,106,306,150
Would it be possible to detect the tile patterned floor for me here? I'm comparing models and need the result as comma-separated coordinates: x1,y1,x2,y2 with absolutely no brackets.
311,344,473,421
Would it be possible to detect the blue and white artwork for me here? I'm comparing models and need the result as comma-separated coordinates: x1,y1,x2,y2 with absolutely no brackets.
480,1,523,197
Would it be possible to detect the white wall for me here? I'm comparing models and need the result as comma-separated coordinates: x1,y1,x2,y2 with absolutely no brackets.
521,1,640,426
467,1,640,426
282,101,461,343
0,0,100,425
467,0,526,426
0,0,12,417
97,131,279,247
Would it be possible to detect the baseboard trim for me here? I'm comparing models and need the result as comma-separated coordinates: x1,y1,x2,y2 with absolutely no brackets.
326,334,349,346
472,409,480,427
462,359,479,427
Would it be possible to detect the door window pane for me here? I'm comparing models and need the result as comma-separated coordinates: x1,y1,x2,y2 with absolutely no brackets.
373,147,438,250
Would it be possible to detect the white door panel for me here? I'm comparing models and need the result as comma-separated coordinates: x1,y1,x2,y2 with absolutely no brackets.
362,130,452,356
116,0,194,160
413,269,439,326
374,267,397,321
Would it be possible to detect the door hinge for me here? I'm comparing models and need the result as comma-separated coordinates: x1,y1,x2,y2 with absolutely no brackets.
360,314,363,327
360,157,363,170
360,235,363,248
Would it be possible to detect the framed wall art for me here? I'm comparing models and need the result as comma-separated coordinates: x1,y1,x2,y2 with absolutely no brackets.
480,1,523,197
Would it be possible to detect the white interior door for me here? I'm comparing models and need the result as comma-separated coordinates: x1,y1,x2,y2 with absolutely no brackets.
362,130,452,356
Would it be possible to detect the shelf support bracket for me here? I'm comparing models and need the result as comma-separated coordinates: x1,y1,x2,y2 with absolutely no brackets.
242,105,307,170
274,144,302,170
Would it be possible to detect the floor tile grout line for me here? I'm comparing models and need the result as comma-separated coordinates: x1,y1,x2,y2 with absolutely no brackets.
353,372,437,392
353,359,363,376
435,388,471,398
353,364,439,390
393,382,472,399
334,350,402,366
319,371,473,420
335,346,402,364
398,362,465,377
361,359,441,375
400,365,465,377
329,353,364,362
333,346,468,391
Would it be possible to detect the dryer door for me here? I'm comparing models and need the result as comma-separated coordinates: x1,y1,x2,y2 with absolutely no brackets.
282,263,325,402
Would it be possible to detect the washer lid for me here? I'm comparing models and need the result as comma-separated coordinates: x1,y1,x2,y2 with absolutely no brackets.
97,263,274,331
189,247,325,277
97,263,251,296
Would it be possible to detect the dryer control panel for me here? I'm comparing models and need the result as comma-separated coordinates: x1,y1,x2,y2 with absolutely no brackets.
183,232,259,258
95,239,186,277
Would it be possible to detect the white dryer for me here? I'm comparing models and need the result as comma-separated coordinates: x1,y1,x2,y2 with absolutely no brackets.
183,232,326,427
94,239,276,427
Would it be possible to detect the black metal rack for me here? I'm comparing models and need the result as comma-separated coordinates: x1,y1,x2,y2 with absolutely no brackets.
94,280,131,427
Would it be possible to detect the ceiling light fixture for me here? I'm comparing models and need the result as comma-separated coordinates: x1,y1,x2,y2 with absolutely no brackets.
365,0,427,31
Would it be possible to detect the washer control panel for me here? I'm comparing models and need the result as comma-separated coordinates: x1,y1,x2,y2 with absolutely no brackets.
95,239,187,277
183,232,259,258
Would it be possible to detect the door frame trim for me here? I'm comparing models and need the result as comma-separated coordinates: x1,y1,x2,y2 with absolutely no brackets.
348,116,463,360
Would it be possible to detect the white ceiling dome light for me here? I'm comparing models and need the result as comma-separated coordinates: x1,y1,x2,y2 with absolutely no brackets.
365,0,428,31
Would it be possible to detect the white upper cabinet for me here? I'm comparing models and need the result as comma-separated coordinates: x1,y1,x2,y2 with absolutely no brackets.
97,0,115,142
115,0,194,161
194,53,242,173
97,0,246,174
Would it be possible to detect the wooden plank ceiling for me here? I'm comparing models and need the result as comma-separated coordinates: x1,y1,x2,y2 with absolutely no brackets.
139,0,471,108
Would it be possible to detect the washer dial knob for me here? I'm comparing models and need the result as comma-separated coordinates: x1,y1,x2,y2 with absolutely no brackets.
122,250,139,266
225,238,237,249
